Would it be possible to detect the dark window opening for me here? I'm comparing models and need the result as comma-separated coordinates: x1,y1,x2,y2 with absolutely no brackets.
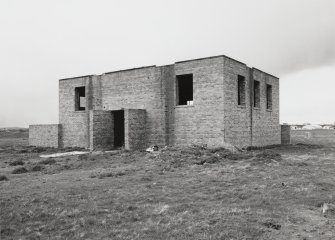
75,87,86,111
114,110,125,148
266,84,272,110
176,74,193,105
253,80,260,108
237,75,246,106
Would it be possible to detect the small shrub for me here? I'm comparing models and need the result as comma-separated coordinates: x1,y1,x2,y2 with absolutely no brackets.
78,154,89,160
195,156,219,165
255,150,282,162
263,219,281,230
0,175,9,181
12,167,28,174
97,170,127,179
295,143,323,149
191,144,207,150
141,176,153,181
31,146,49,153
9,160,24,166
109,151,120,156
98,172,114,179
57,164,72,171
30,165,45,172
181,149,202,157
213,148,252,161
38,158,56,165
63,147,85,152
0,227,14,236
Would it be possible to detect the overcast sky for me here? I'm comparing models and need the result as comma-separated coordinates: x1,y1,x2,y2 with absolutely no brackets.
0,0,334,127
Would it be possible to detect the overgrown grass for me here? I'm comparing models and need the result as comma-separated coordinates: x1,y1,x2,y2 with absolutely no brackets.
1,142,335,239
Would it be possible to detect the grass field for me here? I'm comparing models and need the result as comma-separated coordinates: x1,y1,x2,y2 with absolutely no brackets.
1,130,335,239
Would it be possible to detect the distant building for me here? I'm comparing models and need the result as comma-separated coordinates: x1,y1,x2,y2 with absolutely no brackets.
291,124,304,130
321,124,335,130
302,124,322,130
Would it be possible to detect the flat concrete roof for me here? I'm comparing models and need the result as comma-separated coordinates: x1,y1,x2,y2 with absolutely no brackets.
59,75,94,81
175,54,246,66
103,65,156,75
252,67,279,79
59,54,279,81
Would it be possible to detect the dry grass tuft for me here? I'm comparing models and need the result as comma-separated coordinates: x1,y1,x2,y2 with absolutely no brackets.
78,154,90,161
263,219,281,230
11,167,28,174
90,170,128,179
30,146,52,153
9,159,24,166
0,175,9,181
210,147,252,160
253,150,282,164
38,158,56,165
30,165,45,172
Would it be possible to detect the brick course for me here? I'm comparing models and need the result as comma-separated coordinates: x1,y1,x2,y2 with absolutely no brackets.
173,57,225,147
59,76,90,148
29,124,60,148
251,69,280,146
125,109,146,150
291,129,335,145
89,110,114,150
100,67,165,146
281,125,291,144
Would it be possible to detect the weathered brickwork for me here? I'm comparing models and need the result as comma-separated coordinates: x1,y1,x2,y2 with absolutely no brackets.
281,125,291,144
160,65,175,145
89,110,114,150
125,109,146,150
172,57,225,147
250,69,280,146
291,129,335,145
59,76,90,148
30,54,281,150
100,67,166,147
222,58,281,147
29,124,61,148
223,58,252,147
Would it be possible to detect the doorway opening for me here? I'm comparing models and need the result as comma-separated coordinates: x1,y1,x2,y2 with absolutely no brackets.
113,110,125,148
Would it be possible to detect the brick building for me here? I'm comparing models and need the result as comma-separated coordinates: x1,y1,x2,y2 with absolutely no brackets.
29,55,280,150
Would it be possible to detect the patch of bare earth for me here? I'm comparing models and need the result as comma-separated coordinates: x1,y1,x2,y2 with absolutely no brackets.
1,136,335,239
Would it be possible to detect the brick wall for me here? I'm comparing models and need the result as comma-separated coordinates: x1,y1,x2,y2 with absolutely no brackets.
250,69,280,146
125,109,146,150
281,125,291,144
59,76,90,148
89,110,114,150
172,57,225,147
222,59,280,147
100,67,166,147
291,129,335,145
29,124,60,148
223,57,252,147
160,65,175,145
